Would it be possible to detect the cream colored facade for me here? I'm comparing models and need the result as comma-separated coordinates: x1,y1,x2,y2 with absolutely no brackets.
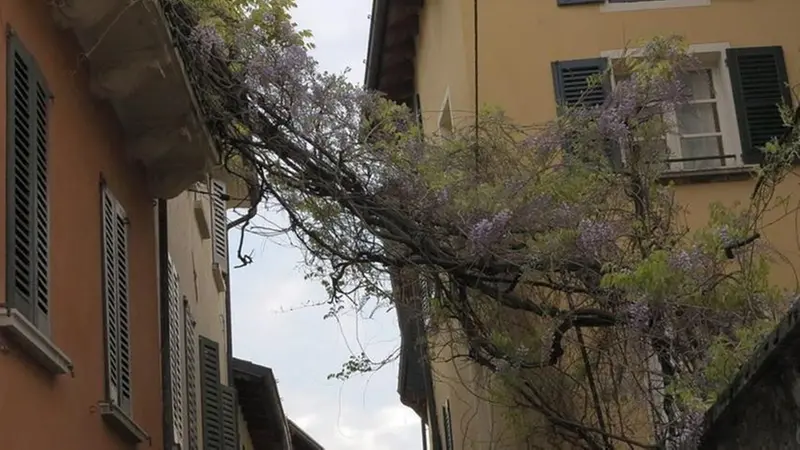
165,177,260,449
367,0,800,448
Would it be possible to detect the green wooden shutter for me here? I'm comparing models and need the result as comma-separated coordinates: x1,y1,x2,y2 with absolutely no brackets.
184,301,200,450
101,185,132,413
200,336,223,450
167,255,185,445
6,33,50,333
210,179,228,275
220,386,239,450
442,400,453,450
552,58,609,109
551,58,619,167
727,46,792,165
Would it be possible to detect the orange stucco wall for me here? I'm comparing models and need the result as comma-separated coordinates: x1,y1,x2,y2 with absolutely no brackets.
0,1,163,449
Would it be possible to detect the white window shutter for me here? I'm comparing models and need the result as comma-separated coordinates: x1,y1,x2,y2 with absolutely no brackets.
102,186,132,413
210,179,228,291
167,255,185,444
184,301,200,450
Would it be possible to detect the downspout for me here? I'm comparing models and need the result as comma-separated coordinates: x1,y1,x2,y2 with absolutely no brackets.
158,198,175,450
224,270,233,385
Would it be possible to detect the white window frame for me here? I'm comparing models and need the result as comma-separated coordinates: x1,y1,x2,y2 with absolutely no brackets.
601,0,710,13
601,42,746,173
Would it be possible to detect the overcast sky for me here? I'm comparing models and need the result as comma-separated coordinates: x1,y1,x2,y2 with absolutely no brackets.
228,1,423,449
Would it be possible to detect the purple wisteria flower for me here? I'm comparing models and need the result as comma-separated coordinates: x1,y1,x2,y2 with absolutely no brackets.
666,409,705,450
189,25,228,62
668,246,711,275
625,301,651,331
468,209,513,253
576,218,617,256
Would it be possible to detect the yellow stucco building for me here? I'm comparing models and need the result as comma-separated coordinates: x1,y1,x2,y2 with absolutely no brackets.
366,0,799,448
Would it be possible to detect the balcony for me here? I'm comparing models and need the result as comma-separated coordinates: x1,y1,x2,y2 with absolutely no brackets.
51,0,217,198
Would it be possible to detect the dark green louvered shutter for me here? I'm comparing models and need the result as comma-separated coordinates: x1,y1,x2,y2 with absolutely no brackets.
552,58,609,108
727,46,793,165
167,256,185,444
184,301,200,450
102,185,132,413
551,58,619,167
6,32,51,334
442,400,453,450
221,386,239,450
200,336,223,450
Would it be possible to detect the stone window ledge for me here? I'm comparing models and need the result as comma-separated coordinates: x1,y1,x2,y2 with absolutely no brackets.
99,402,150,445
661,165,757,185
601,0,710,13
0,306,73,375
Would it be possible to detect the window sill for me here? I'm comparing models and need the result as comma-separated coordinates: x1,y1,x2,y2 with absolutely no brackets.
99,401,150,444
660,165,757,184
600,0,710,13
0,306,73,375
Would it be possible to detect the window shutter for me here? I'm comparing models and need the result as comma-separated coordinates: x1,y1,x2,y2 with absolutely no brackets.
102,185,132,413
551,58,619,167
199,336,223,450
442,400,453,450
210,179,228,275
6,33,51,333
727,46,792,165
184,301,200,450
167,255,185,445
552,58,609,108
220,386,239,450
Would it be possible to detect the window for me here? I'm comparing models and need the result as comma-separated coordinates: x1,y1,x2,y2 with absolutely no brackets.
442,399,454,450
184,302,200,450
210,179,228,292
167,255,186,446
610,54,740,172
99,184,148,443
199,336,238,450
554,45,792,176
102,185,133,413
0,31,72,376
6,32,51,335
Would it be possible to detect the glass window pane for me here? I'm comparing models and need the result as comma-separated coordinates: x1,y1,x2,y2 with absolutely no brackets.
679,136,726,170
677,103,721,134
681,69,715,100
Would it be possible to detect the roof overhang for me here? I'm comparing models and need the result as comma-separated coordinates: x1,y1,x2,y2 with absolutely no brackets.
364,0,422,104
289,420,325,450
231,358,293,450
51,0,217,199
700,300,800,444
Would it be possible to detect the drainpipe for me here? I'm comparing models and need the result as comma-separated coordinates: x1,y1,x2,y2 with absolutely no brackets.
158,198,175,450
224,271,233,385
